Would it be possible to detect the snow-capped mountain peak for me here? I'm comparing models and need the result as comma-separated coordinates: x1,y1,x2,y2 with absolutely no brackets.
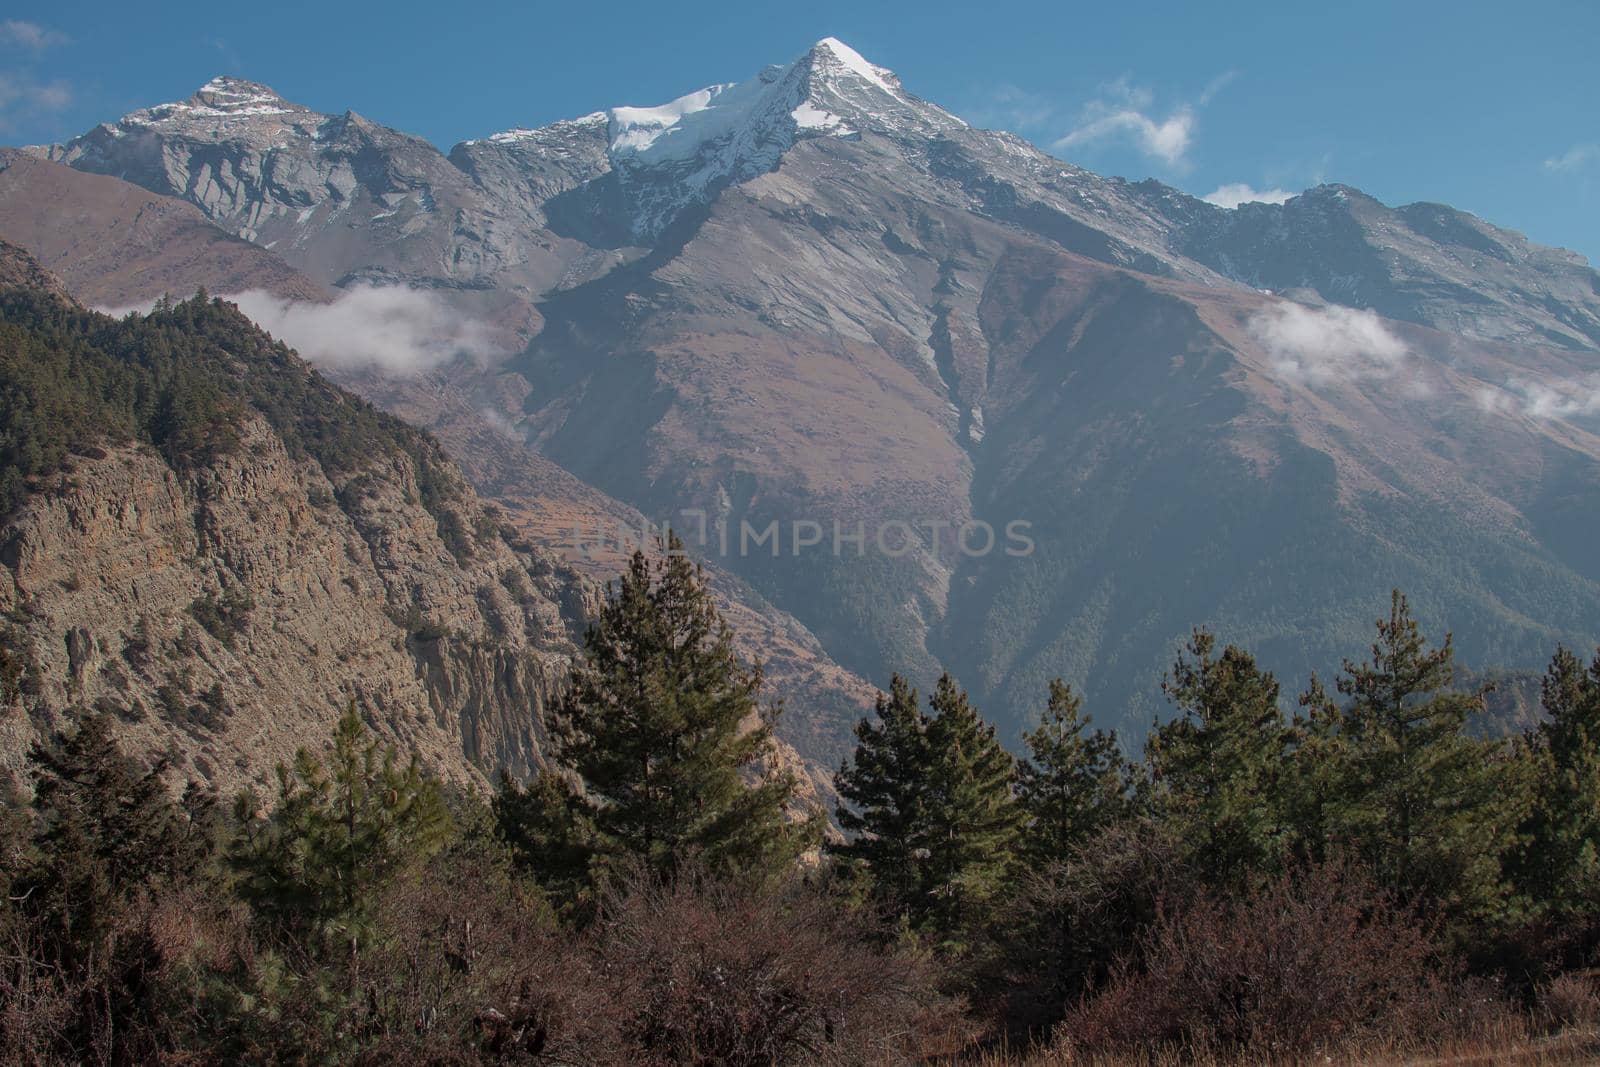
117,76,313,130
574,37,962,238
190,77,299,115
805,37,901,95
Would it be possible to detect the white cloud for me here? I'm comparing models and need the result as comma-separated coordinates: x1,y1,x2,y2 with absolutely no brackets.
0,20,67,50
1202,182,1295,209
226,286,505,376
1544,144,1598,172
1052,77,1196,169
1249,303,1410,387
1474,377,1600,420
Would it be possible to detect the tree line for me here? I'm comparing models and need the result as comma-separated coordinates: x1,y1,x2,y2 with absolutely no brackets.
4,537,1600,1063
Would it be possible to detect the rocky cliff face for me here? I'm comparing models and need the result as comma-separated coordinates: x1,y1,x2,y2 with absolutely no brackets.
0,249,594,793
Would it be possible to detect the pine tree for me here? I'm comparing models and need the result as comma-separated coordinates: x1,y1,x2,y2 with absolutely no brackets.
544,536,819,884
832,675,930,913
1145,630,1292,889
1516,646,1600,926
1328,590,1522,924
230,702,453,950
921,674,1023,948
494,768,597,914
24,712,215,955
1017,679,1131,862
9,713,219,1064
1284,672,1350,862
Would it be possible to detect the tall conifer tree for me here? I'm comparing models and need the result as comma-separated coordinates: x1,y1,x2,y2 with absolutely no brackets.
921,674,1023,948
1017,679,1131,862
1329,590,1521,923
832,675,930,912
548,535,818,883
1145,630,1291,889
1515,646,1600,926
230,702,453,948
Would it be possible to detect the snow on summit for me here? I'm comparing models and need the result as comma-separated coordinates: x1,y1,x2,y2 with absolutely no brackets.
605,37,909,165
471,37,964,239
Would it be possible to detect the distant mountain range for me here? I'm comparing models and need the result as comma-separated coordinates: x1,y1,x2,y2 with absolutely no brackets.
6,37,1600,747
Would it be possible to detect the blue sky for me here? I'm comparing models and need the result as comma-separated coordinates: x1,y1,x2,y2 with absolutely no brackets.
2,0,1595,262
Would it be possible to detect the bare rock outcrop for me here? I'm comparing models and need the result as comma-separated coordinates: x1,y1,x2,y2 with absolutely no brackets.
0,410,596,795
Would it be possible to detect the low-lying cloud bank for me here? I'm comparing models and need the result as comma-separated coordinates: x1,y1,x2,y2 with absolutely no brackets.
1249,303,1409,387
228,286,502,375
100,285,502,376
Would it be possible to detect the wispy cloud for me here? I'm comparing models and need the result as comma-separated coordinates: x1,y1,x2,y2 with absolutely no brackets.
1202,183,1295,209
1249,303,1410,387
1474,377,1600,420
0,73,73,133
0,19,68,51
959,83,1060,134
1053,77,1197,168
1544,144,1598,173
226,286,507,376
1197,70,1238,107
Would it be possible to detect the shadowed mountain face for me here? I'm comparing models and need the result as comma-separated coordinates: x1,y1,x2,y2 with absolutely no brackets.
26,39,1600,741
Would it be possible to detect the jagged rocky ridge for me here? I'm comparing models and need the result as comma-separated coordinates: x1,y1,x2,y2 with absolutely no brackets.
24,40,1600,740
40,43,1600,350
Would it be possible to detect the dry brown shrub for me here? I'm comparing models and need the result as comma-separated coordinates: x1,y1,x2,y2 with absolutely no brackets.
1540,971,1600,1031
1061,861,1504,1058
984,822,1193,1037
590,864,963,1066
347,845,617,1065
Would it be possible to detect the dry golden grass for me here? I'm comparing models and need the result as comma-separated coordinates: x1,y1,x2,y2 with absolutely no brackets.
956,1022,1600,1067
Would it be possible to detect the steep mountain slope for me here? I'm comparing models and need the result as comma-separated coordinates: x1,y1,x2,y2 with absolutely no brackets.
508,126,1600,731
935,248,1600,726
0,149,325,307
0,155,877,767
344,365,876,765
0,242,594,792
30,39,1600,740
481,40,1600,733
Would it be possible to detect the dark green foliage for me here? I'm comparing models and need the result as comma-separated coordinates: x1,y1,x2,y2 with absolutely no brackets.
832,674,928,913
921,674,1024,948
1017,679,1132,862
524,537,820,889
1145,630,1293,889
1325,591,1525,926
1515,646,1600,949
228,701,454,951
0,287,465,534
189,587,255,647
493,768,596,914
20,712,217,952
1,713,220,1066
987,820,1189,1036
832,673,1021,948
